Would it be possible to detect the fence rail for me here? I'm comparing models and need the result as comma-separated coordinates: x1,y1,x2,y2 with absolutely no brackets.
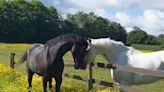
91,62,152,92
115,64,164,77
64,73,88,81
0,51,164,92
0,50,10,55
92,62,164,77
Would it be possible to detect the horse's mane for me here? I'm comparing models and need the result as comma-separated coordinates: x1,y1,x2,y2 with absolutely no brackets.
92,38,126,48
92,38,141,53
108,38,125,46
107,38,142,53
45,33,86,46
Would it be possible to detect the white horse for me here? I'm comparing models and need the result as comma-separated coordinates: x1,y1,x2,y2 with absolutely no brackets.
84,38,164,86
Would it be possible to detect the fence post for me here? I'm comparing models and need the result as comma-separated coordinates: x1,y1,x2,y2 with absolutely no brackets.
88,62,93,92
10,52,15,69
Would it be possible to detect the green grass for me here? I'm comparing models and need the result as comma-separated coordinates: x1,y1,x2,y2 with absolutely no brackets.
132,44,164,51
0,43,164,92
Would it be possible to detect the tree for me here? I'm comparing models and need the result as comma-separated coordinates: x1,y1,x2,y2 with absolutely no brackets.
158,34,164,38
0,1,127,43
127,26,148,44
107,22,127,43
0,0,62,43
145,35,159,45
157,34,164,44
66,11,127,43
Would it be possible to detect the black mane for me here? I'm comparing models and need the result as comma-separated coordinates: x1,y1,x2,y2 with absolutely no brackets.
45,33,86,46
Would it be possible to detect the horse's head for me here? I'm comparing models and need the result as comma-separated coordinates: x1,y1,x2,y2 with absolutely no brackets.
84,39,96,65
84,38,128,65
71,37,91,70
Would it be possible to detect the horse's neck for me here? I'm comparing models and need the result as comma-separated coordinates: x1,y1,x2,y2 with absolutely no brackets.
92,41,128,64
107,47,129,64
49,41,73,60
58,42,73,56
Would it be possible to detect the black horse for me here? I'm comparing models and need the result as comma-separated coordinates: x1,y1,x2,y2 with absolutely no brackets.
19,34,89,92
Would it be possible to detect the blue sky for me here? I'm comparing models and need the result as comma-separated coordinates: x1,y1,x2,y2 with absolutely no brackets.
40,0,164,36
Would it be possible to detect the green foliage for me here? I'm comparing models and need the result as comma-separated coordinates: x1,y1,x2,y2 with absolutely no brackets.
127,26,159,45
145,35,159,45
0,0,162,45
0,1,127,43
158,34,164,38
108,22,127,43
127,27,147,44
0,0,63,43
67,11,127,43
157,34,164,44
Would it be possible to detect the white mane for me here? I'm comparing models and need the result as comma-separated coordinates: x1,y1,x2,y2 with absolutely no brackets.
90,38,141,60
92,38,125,48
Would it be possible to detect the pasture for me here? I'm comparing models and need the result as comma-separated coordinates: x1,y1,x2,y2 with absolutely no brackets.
0,43,164,92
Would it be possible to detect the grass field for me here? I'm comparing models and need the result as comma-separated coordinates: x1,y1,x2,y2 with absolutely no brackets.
0,43,164,92
132,44,164,51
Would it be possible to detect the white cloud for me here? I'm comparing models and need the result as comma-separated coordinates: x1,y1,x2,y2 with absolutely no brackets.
113,10,164,35
138,10,164,35
136,0,164,10
94,9,116,21
40,0,164,35
115,12,134,27
44,0,164,14
104,0,164,10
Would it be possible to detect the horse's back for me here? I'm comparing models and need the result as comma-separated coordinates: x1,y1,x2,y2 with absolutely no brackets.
156,50,164,61
27,44,50,75
122,50,164,69
114,50,164,85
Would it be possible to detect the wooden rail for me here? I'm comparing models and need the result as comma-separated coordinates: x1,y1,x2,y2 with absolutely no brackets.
92,62,164,77
115,64,164,77
64,73,88,81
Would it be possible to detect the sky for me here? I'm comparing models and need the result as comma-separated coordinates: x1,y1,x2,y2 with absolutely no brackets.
40,0,164,36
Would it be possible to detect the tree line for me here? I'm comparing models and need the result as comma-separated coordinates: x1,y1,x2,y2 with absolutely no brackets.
127,26,164,45
0,0,163,45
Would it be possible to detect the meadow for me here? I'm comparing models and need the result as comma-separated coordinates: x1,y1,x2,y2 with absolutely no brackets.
0,43,164,92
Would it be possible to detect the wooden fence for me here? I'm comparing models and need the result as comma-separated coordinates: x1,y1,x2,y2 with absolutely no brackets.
1,51,164,92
